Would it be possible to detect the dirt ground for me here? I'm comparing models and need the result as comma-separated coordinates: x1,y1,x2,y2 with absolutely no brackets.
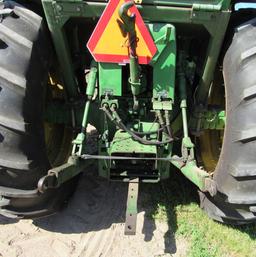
0,170,188,257
0,126,188,257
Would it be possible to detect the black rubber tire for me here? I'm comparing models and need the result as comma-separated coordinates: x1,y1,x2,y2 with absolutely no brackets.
0,2,77,218
200,17,256,224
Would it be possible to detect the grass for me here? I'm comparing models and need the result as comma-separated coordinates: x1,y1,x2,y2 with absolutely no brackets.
141,171,256,257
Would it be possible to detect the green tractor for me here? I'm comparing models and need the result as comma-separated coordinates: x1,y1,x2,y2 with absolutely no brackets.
0,0,256,234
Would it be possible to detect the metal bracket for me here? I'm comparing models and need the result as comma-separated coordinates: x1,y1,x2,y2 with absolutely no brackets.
37,156,92,193
170,158,217,196
125,178,139,235
190,106,226,136
181,136,195,162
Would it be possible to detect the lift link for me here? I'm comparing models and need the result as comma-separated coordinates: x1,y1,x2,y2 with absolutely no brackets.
38,61,98,193
178,52,195,162
173,53,217,196
118,1,141,109
72,60,97,156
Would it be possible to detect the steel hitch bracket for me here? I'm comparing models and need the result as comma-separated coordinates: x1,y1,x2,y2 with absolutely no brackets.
37,156,93,193
38,162,74,193
125,178,139,235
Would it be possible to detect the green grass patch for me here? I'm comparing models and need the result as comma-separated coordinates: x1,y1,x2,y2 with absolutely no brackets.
141,172,256,257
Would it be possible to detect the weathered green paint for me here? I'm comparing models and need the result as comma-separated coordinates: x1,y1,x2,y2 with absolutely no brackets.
110,130,157,155
118,1,142,97
72,61,97,155
40,0,233,193
38,156,94,192
42,0,231,103
99,128,161,182
202,110,226,129
195,11,230,104
99,63,122,96
190,109,226,131
86,60,98,97
129,55,142,96
178,53,195,162
170,158,210,191
150,23,176,101
42,1,78,98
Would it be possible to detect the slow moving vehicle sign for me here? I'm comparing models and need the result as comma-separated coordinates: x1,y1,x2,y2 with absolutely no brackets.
87,0,157,64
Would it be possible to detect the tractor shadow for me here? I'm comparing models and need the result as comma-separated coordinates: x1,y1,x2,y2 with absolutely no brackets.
32,165,198,255
139,170,199,254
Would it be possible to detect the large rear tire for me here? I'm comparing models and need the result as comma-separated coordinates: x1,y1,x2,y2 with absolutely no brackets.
199,17,256,224
0,2,77,218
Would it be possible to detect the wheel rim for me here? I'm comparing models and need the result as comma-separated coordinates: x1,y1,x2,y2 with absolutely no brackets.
199,72,225,173
44,74,73,167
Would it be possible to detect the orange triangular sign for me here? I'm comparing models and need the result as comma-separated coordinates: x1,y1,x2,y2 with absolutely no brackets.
87,0,157,64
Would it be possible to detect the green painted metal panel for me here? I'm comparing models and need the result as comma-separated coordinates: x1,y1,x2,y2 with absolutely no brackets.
99,63,122,96
49,0,232,11
149,23,176,100
110,130,157,155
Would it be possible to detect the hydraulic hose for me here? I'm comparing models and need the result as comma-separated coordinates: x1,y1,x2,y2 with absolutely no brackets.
156,110,169,135
132,127,164,136
102,106,173,146
165,110,173,138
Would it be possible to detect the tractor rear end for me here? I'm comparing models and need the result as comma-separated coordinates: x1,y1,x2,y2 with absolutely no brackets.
0,0,256,233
